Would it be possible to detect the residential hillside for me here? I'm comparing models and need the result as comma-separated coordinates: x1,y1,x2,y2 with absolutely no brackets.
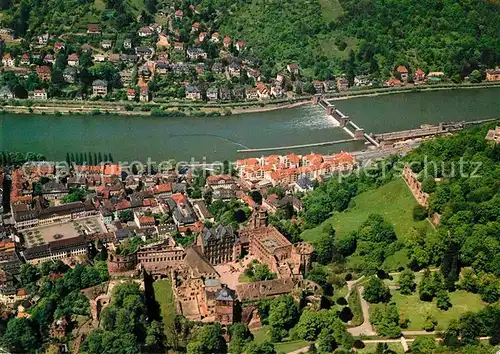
206,0,500,80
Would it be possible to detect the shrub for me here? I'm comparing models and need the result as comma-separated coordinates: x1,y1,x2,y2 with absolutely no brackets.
423,314,437,331
413,205,428,221
363,277,391,303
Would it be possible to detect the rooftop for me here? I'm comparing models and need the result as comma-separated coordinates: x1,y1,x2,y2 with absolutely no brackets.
22,216,105,248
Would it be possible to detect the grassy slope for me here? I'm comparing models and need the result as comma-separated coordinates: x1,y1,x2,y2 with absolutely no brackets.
153,279,176,341
301,178,430,243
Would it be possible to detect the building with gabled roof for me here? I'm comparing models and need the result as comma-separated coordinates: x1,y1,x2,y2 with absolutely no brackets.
197,224,236,264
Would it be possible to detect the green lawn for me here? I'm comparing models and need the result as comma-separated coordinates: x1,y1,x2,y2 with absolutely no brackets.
153,279,176,341
301,178,430,244
275,340,309,353
318,33,358,60
93,0,106,12
384,290,486,331
318,0,344,22
238,273,252,283
252,326,308,352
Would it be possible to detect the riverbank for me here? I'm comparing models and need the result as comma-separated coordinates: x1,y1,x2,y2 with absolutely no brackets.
1,87,498,162
326,81,500,102
230,100,310,114
0,82,498,117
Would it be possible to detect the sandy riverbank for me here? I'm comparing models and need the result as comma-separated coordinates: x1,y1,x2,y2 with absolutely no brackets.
230,100,311,115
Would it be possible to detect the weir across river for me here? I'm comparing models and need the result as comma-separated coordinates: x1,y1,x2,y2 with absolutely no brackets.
236,95,499,154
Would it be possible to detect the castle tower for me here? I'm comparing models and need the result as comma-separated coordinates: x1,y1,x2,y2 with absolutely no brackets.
250,207,268,228
292,242,314,276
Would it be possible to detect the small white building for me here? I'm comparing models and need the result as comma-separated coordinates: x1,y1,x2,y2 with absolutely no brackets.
33,89,48,100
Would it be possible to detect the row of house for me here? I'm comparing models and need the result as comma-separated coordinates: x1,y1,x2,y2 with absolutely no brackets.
236,151,356,186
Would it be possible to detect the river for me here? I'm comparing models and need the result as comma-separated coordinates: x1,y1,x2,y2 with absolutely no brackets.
1,87,499,162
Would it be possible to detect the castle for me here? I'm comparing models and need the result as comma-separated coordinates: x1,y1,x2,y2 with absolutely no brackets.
238,208,313,278
106,208,314,324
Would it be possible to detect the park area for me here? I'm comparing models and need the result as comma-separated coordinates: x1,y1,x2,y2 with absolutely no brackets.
387,289,486,331
301,178,431,244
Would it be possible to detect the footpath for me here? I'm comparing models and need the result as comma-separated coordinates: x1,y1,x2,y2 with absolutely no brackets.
287,271,485,353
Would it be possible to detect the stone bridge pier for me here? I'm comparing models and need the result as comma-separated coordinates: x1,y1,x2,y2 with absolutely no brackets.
354,128,365,139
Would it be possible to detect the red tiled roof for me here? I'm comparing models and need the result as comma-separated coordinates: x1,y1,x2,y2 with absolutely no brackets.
286,153,301,164
171,193,186,204
104,164,121,175
153,183,172,194
396,65,408,73
114,200,131,210
206,175,233,184
37,65,51,73
139,216,155,224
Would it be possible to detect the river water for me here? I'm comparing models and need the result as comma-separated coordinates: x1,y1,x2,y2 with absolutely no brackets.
1,87,499,162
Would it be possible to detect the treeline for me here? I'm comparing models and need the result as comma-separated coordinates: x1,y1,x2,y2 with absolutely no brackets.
403,124,500,272
206,0,499,80
0,151,45,166
0,260,109,353
338,0,500,79
80,282,164,354
65,152,114,165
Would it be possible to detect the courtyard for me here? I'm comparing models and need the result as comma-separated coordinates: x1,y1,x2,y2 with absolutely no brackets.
22,216,106,248
214,255,256,289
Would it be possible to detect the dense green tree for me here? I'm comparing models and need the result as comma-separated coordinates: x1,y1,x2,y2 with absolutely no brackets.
419,269,436,301
441,241,460,290
398,269,416,295
0,318,40,353
118,210,134,222
314,231,336,265
19,263,40,286
410,336,437,353
291,310,326,341
442,319,461,348
268,295,300,341
316,327,336,353
253,263,277,281
243,341,276,354
423,313,437,331
80,329,139,354
412,205,428,221
187,323,227,354
436,289,451,311
371,303,401,338
469,70,482,83
363,277,391,303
